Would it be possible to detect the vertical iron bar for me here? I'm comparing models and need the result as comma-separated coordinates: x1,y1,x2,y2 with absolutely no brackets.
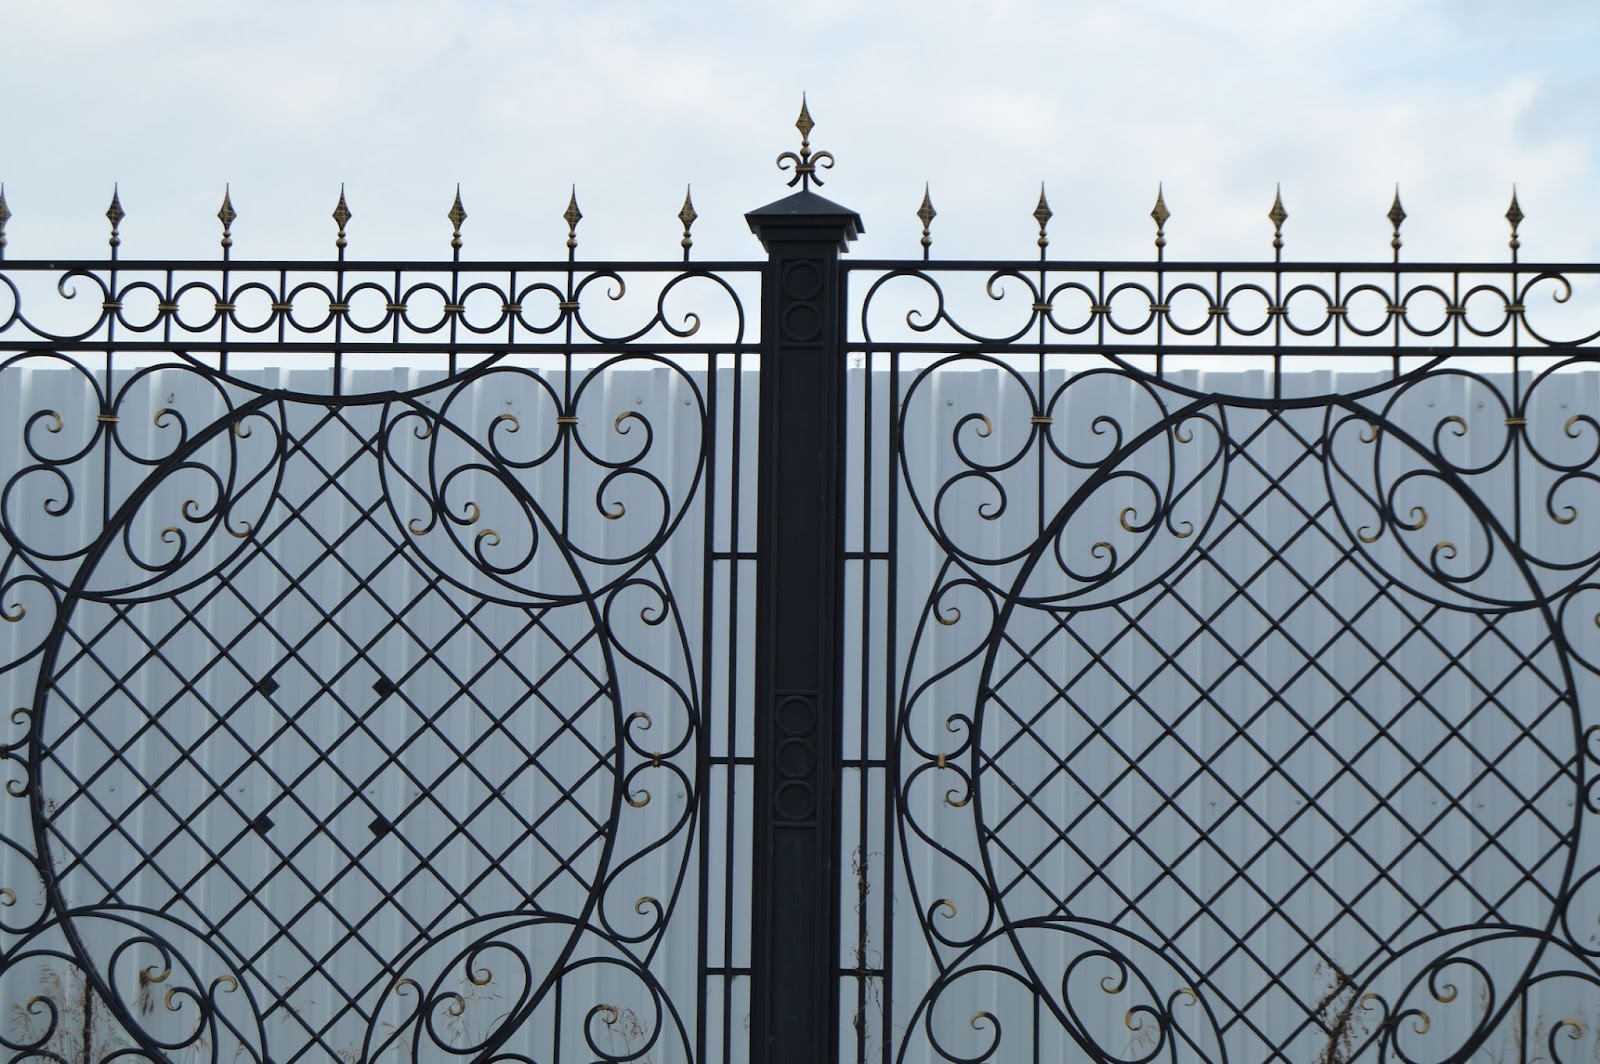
854,343,871,1064
746,189,862,1064
880,346,898,1064
725,351,746,1064
697,357,719,1064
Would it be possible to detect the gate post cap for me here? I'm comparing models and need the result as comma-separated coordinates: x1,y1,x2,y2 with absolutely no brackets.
746,189,864,251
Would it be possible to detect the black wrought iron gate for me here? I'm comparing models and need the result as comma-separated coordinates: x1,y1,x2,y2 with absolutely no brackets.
4,106,1600,1064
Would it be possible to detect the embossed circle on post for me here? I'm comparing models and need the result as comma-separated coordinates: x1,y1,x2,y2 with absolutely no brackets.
778,737,817,780
775,779,817,821
782,260,823,300
777,694,817,737
782,303,822,342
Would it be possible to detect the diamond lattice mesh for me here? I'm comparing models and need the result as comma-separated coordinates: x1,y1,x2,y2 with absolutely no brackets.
980,408,1576,1058
39,404,617,1060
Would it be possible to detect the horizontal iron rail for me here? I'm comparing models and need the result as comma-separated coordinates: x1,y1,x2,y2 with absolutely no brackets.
1,343,1581,357
0,340,764,354
4,257,1591,272
0,258,765,272
843,343,1599,355
847,259,1600,273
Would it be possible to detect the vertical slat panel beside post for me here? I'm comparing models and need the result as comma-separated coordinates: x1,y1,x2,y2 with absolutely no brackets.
746,185,861,1064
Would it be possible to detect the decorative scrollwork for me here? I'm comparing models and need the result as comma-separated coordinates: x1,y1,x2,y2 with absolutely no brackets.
382,358,707,605
365,914,693,1063
0,263,753,364
896,921,1224,1064
1,907,266,1064
2,351,710,1063
855,262,1600,355
886,335,1592,1061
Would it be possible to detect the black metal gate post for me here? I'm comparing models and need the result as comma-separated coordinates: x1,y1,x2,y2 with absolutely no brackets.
746,169,861,1062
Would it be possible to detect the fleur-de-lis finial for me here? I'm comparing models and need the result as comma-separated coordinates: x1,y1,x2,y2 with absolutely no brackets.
776,94,835,191
448,185,467,252
1151,184,1170,256
1388,185,1406,257
218,186,237,254
333,185,352,255
564,187,582,252
1506,185,1524,259
0,185,10,258
1034,185,1053,251
678,186,697,260
1269,185,1288,257
107,185,125,251
918,183,937,259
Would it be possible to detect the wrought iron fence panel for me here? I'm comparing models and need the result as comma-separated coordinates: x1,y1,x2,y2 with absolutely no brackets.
7,108,1600,1064
0,253,761,1064
844,255,1600,1064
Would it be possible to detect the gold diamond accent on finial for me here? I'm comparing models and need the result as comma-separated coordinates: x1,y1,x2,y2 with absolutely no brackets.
107,186,124,249
1388,185,1406,255
679,186,697,258
565,187,582,250
1507,185,1524,256
218,185,236,252
333,185,351,252
1151,184,1169,254
679,187,698,231
449,185,467,251
776,95,835,190
918,183,937,256
1033,185,1052,230
333,187,351,231
1269,185,1287,253
1034,185,1052,251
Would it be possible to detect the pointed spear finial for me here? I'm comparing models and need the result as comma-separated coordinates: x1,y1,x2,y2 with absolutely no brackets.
1388,185,1406,257
776,94,835,191
917,183,937,259
106,185,125,251
1506,185,1523,259
0,185,10,258
1269,185,1288,257
332,185,351,255
1034,184,1052,251
448,185,467,252
218,185,237,254
1151,184,1170,256
564,187,582,252
678,185,697,260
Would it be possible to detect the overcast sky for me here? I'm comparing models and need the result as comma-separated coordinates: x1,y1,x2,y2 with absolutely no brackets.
4,0,1599,265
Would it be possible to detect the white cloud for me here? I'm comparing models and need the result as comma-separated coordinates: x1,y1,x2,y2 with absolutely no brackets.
1,0,1596,262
